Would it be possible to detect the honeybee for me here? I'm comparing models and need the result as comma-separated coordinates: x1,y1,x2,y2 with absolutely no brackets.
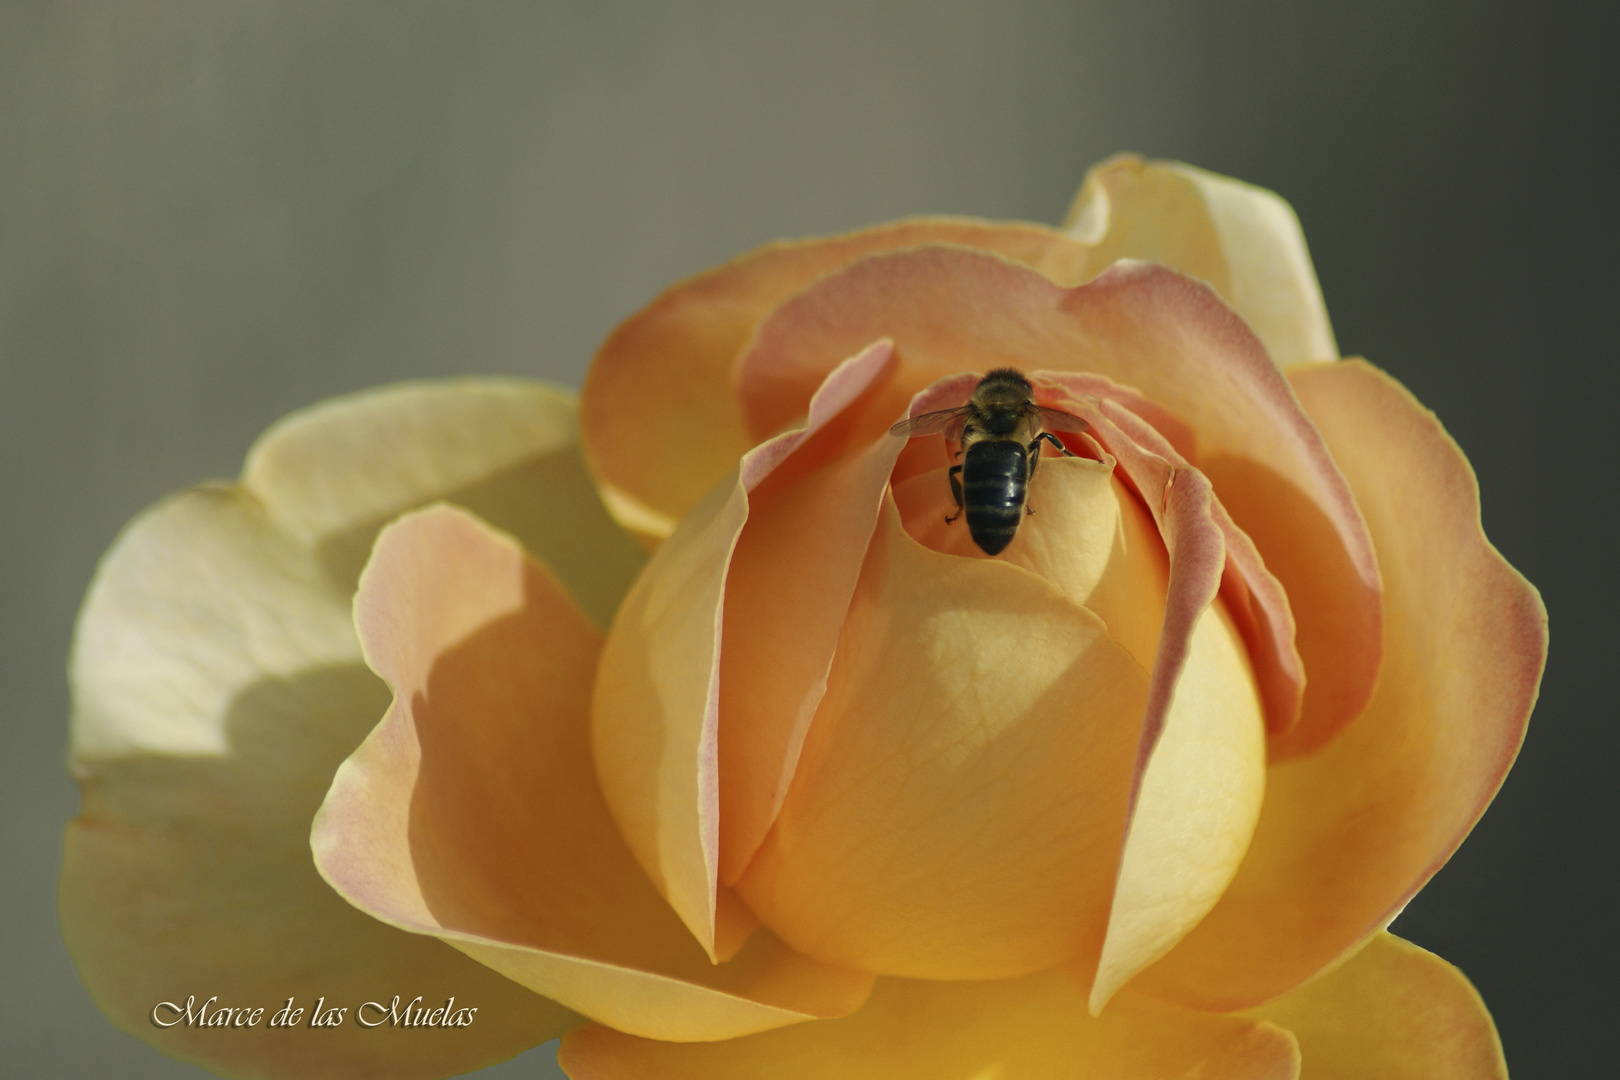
889,368,1090,555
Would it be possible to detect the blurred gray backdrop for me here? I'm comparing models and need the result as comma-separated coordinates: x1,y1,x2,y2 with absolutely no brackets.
3,2,1615,1077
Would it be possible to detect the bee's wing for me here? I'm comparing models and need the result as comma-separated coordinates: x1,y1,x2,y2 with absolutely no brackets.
889,405,971,439
1034,406,1091,434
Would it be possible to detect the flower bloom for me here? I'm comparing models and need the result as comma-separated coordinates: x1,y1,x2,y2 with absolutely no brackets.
63,156,1545,1079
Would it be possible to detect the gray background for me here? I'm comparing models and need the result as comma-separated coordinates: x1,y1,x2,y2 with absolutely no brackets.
3,2,1614,1077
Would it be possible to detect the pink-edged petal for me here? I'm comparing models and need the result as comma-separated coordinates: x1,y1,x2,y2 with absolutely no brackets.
1249,933,1507,1080
591,343,900,955
718,358,942,885
560,969,1300,1080
313,505,873,1042
580,220,1096,544
1132,361,1545,1011
1062,153,1339,368
736,495,1151,980
734,248,1377,755
1044,377,1306,738
62,380,633,1079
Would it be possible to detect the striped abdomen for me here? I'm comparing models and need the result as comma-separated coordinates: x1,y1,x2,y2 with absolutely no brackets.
962,440,1030,555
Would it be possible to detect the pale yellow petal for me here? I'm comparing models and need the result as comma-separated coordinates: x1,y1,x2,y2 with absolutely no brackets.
1063,153,1338,368
1248,933,1507,1080
63,378,638,1078
64,490,572,1080
243,378,643,628
561,970,1300,1080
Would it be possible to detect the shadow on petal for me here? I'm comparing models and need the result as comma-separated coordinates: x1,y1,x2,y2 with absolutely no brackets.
315,506,874,1043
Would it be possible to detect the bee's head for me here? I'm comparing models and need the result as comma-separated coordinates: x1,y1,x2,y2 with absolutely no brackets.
972,368,1034,408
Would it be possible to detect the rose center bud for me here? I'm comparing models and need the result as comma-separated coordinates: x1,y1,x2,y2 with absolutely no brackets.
734,450,1265,983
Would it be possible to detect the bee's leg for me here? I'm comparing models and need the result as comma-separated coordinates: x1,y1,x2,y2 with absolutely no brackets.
945,465,964,524
1031,432,1075,457
1024,433,1073,516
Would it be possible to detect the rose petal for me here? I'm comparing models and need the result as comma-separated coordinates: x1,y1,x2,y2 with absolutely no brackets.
895,453,1266,1009
718,353,936,884
580,221,1096,543
735,495,1150,979
735,248,1378,754
592,344,900,955
1248,933,1507,1080
1043,381,1305,739
560,969,1300,1080
1088,598,1267,1013
1132,361,1545,1010
65,378,622,1078
1062,153,1339,369
243,378,644,629
313,506,874,1042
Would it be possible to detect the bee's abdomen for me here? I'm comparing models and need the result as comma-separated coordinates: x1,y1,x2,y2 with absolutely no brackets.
962,441,1028,556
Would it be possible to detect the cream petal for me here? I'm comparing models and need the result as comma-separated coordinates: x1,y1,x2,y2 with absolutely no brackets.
1132,361,1545,1011
1062,153,1338,369
63,379,634,1078
560,969,1300,1080
242,378,643,629
313,506,873,1042
1248,933,1507,1080
591,343,900,956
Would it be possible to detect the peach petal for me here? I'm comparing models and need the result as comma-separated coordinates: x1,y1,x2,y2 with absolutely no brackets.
735,496,1150,980
1248,933,1507,1079
1132,361,1545,1010
63,380,635,1079
560,969,1301,1080
581,221,1097,543
592,344,898,955
313,506,873,1042
734,248,1375,754
718,357,930,884
1063,153,1339,369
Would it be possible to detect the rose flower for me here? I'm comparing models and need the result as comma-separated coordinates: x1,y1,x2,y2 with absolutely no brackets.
63,155,1545,1079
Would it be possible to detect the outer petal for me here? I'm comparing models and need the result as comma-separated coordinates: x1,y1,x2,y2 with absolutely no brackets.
1249,933,1507,1080
243,378,644,630
591,344,901,955
736,494,1150,980
63,380,617,1079
313,506,873,1042
735,248,1379,755
1063,152,1338,369
560,969,1300,1080
580,219,1095,543
1133,361,1545,1010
